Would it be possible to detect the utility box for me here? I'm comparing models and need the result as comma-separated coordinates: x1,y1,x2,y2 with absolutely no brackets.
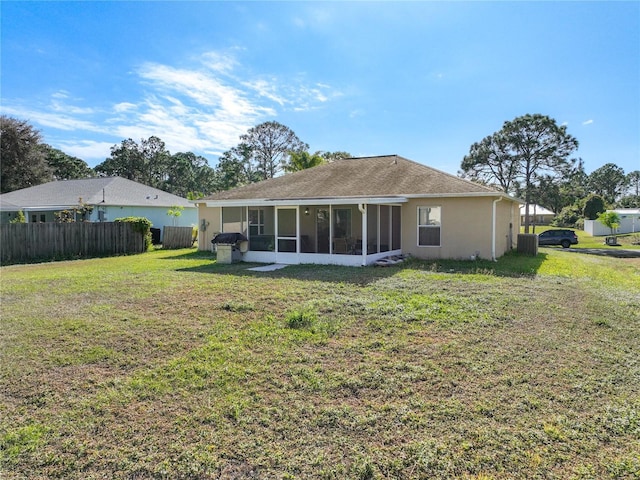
517,233,538,256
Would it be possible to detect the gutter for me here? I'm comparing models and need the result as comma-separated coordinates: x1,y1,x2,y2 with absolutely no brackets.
491,196,503,262
198,197,408,208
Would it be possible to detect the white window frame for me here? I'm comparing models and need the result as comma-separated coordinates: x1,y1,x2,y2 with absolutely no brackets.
248,207,265,236
417,206,441,247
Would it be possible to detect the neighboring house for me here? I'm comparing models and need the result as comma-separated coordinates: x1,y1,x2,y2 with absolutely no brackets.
194,155,522,266
0,177,197,239
519,204,555,225
584,208,640,236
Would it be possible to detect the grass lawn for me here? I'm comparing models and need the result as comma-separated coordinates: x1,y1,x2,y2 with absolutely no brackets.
523,226,640,250
1,248,639,479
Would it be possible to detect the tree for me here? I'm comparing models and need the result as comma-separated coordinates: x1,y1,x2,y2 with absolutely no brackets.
588,163,626,205
597,211,620,237
95,136,170,189
527,175,562,215
461,114,579,232
617,195,640,208
321,151,352,162
239,121,308,180
0,116,53,193
41,145,94,180
626,170,640,197
166,205,184,226
164,152,217,197
583,194,606,220
558,159,589,210
214,143,260,191
285,151,326,173
460,132,519,192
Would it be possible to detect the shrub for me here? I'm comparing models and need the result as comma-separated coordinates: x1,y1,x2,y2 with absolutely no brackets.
583,194,607,220
114,217,152,250
9,210,26,224
552,205,582,227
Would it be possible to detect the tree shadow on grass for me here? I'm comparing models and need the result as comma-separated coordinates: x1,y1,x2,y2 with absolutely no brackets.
169,250,548,286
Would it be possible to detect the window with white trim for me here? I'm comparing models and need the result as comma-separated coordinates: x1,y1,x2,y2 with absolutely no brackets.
418,206,441,246
248,208,265,236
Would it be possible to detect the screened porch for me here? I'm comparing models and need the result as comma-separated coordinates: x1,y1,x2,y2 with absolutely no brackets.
219,202,402,266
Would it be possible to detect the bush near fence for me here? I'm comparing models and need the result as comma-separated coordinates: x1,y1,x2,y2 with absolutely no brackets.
0,222,147,265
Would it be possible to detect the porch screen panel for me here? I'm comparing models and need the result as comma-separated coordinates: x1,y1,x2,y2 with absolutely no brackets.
367,205,378,253
277,209,296,236
380,205,390,252
249,206,275,251
277,208,297,253
222,207,246,234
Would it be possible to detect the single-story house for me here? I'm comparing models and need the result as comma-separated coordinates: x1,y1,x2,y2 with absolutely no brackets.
520,204,555,225
194,155,522,266
0,177,197,239
584,208,640,236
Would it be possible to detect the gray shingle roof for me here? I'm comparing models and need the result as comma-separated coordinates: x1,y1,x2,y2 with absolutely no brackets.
203,155,499,201
0,177,193,210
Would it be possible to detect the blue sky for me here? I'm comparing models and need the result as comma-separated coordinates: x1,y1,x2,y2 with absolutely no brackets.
2,1,639,176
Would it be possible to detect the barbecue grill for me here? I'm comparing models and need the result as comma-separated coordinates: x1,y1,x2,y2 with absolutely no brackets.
211,232,249,263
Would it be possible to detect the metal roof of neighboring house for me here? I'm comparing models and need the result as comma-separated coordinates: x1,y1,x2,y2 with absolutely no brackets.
202,155,512,203
610,208,640,215
0,177,194,211
519,204,555,215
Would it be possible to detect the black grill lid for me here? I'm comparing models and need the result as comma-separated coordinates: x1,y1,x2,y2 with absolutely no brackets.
211,232,248,244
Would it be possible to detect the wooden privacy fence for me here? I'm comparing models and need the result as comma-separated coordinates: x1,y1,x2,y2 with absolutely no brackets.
0,222,146,264
162,226,195,249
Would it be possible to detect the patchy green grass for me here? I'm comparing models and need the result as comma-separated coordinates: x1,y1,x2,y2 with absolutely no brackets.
1,248,639,479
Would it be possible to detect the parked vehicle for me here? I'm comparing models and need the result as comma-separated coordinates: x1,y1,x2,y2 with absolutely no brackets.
537,229,579,248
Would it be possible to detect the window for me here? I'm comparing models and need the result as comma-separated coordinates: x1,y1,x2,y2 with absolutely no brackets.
418,206,441,246
249,208,265,236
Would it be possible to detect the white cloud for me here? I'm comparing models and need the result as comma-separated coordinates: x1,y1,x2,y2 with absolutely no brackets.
582,119,594,125
244,79,287,106
56,140,114,162
2,106,101,133
4,50,342,163
200,51,239,74
113,102,137,113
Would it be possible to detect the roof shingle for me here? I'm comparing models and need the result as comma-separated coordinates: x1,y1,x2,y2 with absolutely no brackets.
203,155,498,201
0,177,193,209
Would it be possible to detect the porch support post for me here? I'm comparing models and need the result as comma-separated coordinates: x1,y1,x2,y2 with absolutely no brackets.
359,203,367,265
329,205,333,255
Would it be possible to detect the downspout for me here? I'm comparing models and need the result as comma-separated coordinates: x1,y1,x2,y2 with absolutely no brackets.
491,197,503,262
358,203,367,265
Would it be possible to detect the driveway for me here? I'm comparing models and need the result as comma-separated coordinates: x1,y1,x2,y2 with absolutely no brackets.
564,247,640,258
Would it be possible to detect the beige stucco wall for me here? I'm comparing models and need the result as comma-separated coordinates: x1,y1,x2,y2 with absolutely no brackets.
197,197,520,260
196,203,221,251
402,197,519,260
